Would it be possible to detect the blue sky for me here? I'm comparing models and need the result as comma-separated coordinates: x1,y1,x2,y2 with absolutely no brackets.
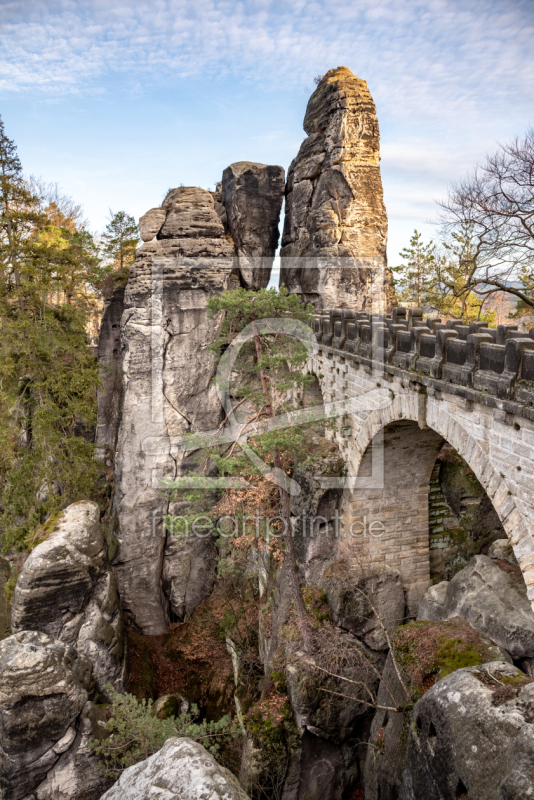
1,0,533,267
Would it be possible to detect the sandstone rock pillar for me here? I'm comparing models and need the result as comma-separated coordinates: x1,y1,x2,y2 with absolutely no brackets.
220,161,285,290
113,187,234,634
280,66,391,312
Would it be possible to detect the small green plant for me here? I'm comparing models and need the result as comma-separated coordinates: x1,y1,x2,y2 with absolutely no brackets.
88,686,240,777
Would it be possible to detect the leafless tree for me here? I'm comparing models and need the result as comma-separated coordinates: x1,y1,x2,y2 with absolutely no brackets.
438,127,534,310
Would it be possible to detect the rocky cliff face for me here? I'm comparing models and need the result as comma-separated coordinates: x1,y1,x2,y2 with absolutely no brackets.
11,501,126,698
95,284,126,464
281,66,391,311
113,186,234,635
0,630,110,800
220,161,285,290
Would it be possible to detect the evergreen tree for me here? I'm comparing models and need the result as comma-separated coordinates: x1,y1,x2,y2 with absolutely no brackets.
101,210,139,270
165,287,321,651
392,229,437,308
0,116,101,549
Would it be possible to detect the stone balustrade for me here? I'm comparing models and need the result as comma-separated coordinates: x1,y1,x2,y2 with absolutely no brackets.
313,307,534,408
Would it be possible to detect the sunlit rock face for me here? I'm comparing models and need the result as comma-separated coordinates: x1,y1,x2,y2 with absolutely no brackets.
281,66,391,311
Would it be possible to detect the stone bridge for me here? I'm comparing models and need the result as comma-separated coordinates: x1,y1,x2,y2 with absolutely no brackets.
307,306,534,611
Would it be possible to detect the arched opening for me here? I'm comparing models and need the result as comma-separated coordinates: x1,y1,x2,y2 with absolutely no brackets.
340,419,508,615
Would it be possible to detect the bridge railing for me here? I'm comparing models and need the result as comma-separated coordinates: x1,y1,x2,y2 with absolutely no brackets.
312,307,534,403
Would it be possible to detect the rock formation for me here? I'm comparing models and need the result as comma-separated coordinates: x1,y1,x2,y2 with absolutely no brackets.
113,186,234,635
399,662,534,799
280,66,391,311
0,630,109,800
417,554,534,659
220,161,285,290
100,738,250,800
113,168,285,635
11,501,126,698
95,283,125,463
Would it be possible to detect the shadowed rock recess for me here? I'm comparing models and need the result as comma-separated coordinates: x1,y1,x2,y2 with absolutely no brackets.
281,66,392,311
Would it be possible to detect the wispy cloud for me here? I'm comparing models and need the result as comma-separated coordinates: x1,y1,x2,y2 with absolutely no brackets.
2,0,533,128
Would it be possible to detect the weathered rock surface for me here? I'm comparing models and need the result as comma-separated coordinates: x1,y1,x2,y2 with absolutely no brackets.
100,737,250,800
323,564,405,651
95,283,125,463
280,66,391,311
221,161,285,290
365,623,512,800
139,207,167,242
30,702,113,800
417,554,534,659
11,501,126,697
0,631,92,800
488,537,518,565
114,186,234,634
399,662,534,800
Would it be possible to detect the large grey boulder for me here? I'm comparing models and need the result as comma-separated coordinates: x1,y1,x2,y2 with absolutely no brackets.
0,631,92,800
100,737,250,800
280,66,392,310
11,501,126,697
114,186,234,633
417,554,534,659
221,161,285,290
399,662,534,800
365,626,513,800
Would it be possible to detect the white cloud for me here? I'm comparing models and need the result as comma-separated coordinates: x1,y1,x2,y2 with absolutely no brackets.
1,0,533,133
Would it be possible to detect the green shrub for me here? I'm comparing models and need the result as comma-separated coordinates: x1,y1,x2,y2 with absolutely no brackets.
88,686,240,776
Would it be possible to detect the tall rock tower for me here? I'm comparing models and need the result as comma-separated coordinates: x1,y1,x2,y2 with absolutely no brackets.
280,67,391,311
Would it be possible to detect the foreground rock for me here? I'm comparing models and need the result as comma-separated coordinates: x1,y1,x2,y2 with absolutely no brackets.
365,618,512,800
281,66,391,310
0,630,108,800
399,662,534,800
418,553,534,658
100,737,250,800
11,501,126,697
221,161,285,290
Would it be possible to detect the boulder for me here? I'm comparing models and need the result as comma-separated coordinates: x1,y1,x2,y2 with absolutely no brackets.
0,630,92,800
285,643,378,743
113,188,234,634
417,554,534,659
488,537,518,565
280,66,392,310
138,207,167,242
100,737,250,800
11,501,126,697
416,580,449,622
399,662,534,800
221,161,285,290
365,619,513,800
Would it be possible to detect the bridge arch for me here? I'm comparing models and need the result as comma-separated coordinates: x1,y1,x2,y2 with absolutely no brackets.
306,354,534,608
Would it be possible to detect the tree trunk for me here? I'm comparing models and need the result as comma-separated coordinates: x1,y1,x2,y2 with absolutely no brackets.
274,450,313,653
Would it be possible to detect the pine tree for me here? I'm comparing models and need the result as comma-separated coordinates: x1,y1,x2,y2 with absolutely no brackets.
392,229,437,308
166,287,321,652
0,116,102,549
101,210,139,271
